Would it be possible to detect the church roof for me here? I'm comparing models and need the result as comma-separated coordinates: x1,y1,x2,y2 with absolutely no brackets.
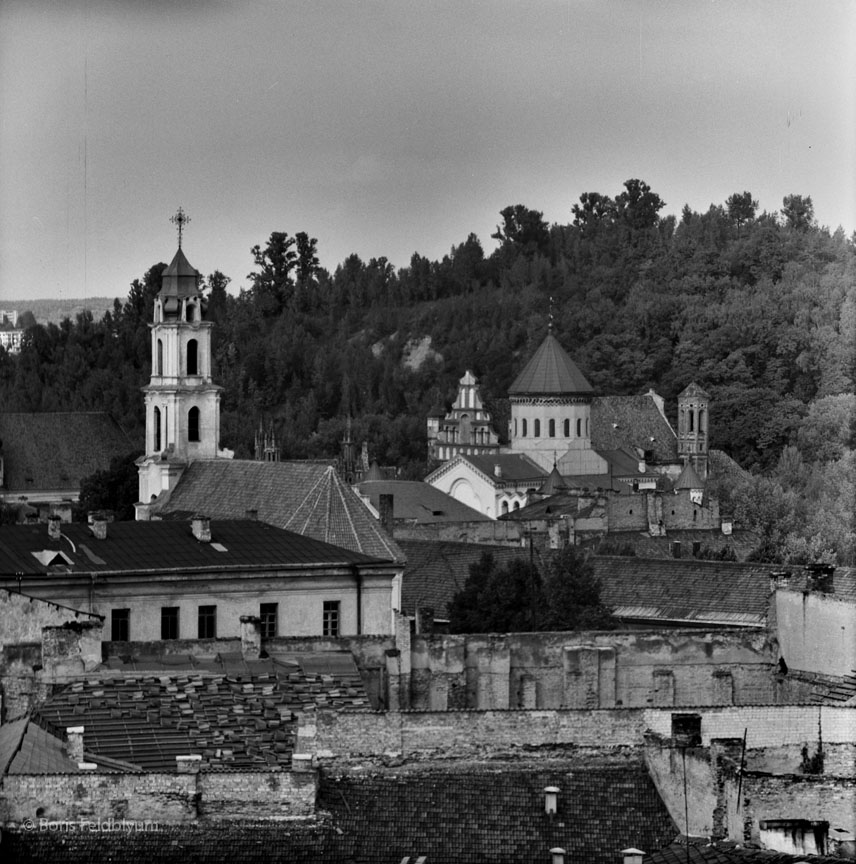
679,381,710,400
153,460,404,563
591,395,678,463
538,463,568,495
356,480,490,524
675,461,705,489
159,247,201,298
508,333,593,395
0,412,137,496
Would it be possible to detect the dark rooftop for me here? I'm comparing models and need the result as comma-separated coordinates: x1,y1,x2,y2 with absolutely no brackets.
509,332,594,395
356,480,490,524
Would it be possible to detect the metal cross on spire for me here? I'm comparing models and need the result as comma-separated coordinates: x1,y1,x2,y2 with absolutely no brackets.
170,206,191,249
548,295,554,332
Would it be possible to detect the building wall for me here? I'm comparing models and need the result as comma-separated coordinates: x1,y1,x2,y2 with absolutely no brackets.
607,491,720,533
18,570,395,641
0,768,316,825
407,629,778,710
775,589,856,678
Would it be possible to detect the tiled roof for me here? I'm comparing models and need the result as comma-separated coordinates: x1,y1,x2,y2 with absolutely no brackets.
461,453,546,483
159,247,201,298
591,395,678,463
8,718,86,774
501,491,607,521
316,760,677,863
0,715,28,776
509,333,593,395
678,382,710,400
592,556,785,626
0,412,137,495
356,480,490,523
0,518,383,577
155,460,404,563
398,540,528,618
1,758,677,863
675,462,705,489
34,653,370,772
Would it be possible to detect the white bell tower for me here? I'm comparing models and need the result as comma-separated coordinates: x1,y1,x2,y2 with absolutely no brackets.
136,209,225,519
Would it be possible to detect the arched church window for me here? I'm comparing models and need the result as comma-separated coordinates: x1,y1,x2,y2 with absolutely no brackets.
564,419,570,437
514,418,518,437
185,302,195,322
512,501,520,510
522,419,527,437
156,339,163,376
689,410,694,432
699,409,706,433
548,419,555,438
576,418,581,437
188,407,200,442
534,419,540,437
501,500,509,515
187,340,198,376
154,407,162,451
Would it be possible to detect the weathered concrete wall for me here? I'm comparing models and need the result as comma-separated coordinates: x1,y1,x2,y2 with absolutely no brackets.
408,629,778,710
644,745,718,837
776,589,856,678
1,769,316,825
607,490,720,533
392,520,527,546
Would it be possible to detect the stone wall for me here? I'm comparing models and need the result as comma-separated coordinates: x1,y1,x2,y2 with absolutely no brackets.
1,768,316,825
408,629,778,710
776,588,856,678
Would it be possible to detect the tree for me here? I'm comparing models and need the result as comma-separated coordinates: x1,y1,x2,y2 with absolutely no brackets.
781,194,814,231
615,179,665,232
491,204,550,258
726,191,758,235
248,232,297,316
77,450,144,521
448,549,614,633
571,191,615,235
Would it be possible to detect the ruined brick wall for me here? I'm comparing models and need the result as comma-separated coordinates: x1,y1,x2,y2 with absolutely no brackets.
606,491,719,533
1,769,316,825
391,521,526,546
408,629,778,711
776,589,856,678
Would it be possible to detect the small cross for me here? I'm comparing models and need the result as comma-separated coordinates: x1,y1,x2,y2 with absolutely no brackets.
548,295,554,332
170,206,191,248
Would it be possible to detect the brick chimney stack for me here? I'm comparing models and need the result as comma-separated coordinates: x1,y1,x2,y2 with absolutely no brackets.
378,494,395,537
48,515,62,541
66,726,85,763
191,515,212,543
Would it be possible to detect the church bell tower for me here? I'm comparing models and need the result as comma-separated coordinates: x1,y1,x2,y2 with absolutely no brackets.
136,209,225,518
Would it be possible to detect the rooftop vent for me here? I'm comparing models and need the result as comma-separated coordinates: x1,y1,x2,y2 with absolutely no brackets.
622,849,646,864
544,786,560,814
550,849,566,864
191,515,211,543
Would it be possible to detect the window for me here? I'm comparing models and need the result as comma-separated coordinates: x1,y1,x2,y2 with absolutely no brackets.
260,603,278,639
111,608,130,642
534,419,540,437
187,339,198,375
514,418,517,437
161,607,179,640
154,407,162,451
323,601,340,637
671,713,702,746
198,605,217,639
689,410,695,432
577,418,582,437
522,419,527,437
548,419,555,438
156,339,163,375
188,407,200,442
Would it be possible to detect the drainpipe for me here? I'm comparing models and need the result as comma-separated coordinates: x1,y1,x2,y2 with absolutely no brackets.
353,565,362,635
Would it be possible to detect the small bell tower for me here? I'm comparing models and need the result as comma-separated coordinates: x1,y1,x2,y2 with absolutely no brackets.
677,382,710,480
136,209,225,518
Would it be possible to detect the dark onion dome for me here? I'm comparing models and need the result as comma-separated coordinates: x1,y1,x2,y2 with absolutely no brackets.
508,333,593,396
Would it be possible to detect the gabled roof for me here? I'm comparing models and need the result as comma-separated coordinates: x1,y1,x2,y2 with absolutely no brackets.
509,333,593,395
678,381,710,400
153,460,404,563
593,556,785,627
356,480,490,524
398,539,527,617
647,838,844,864
461,452,546,483
0,518,384,577
0,412,137,495
591,395,678,463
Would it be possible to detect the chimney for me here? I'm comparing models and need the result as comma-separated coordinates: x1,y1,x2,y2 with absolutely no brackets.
89,511,108,540
550,849,566,864
544,786,559,815
494,463,502,478
66,726,85,764
622,849,646,864
240,615,261,659
805,563,834,594
191,514,211,543
48,515,62,541
769,570,791,593
245,508,258,521
378,494,395,537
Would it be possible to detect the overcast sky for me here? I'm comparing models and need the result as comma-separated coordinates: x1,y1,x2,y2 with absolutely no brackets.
1,0,854,302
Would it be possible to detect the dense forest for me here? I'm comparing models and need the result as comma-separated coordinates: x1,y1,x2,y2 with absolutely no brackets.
1,181,853,563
